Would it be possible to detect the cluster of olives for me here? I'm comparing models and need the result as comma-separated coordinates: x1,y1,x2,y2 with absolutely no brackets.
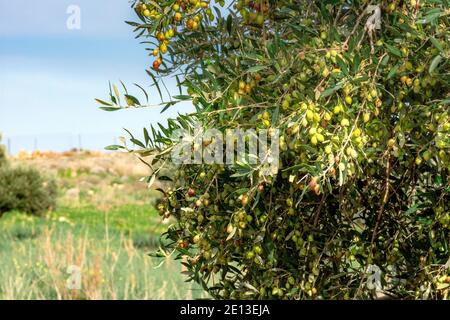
235,0,268,26
137,0,218,70
235,73,262,97
385,0,425,13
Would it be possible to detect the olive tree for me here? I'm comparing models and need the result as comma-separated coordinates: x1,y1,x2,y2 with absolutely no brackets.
99,0,450,299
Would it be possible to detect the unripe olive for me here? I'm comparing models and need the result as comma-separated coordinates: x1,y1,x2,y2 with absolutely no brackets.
193,234,201,244
345,96,352,105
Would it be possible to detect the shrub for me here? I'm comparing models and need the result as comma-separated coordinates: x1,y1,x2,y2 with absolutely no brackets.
100,1,450,299
0,166,57,217
0,133,7,167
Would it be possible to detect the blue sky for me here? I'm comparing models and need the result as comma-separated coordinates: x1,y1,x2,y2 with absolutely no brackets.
0,0,192,153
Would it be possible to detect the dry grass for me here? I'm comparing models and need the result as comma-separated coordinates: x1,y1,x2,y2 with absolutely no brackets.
0,210,207,300
11,150,160,210
0,150,206,300
13,150,149,177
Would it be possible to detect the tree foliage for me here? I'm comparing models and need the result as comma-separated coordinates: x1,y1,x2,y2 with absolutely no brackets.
0,166,57,217
100,0,450,299
0,134,57,217
0,133,7,167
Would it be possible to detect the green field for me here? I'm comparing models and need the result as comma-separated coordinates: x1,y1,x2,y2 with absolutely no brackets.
0,153,207,300
0,204,206,300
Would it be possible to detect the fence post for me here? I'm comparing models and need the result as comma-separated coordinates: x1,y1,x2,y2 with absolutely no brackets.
7,138,11,155
78,134,82,150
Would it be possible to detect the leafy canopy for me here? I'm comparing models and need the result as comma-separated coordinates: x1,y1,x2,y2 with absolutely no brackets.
99,0,450,299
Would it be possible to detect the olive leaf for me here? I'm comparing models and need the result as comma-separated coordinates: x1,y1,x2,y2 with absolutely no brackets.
429,55,443,74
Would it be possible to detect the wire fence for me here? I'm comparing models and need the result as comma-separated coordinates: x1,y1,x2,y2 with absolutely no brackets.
3,133,121,155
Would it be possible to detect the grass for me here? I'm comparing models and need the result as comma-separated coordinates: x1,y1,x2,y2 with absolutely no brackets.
0,151,209,300
0,204,207,300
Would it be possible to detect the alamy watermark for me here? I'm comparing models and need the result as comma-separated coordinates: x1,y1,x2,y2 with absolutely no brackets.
170,126,280,176
66,265,81,290
366,264,382,291
66,5,81,30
